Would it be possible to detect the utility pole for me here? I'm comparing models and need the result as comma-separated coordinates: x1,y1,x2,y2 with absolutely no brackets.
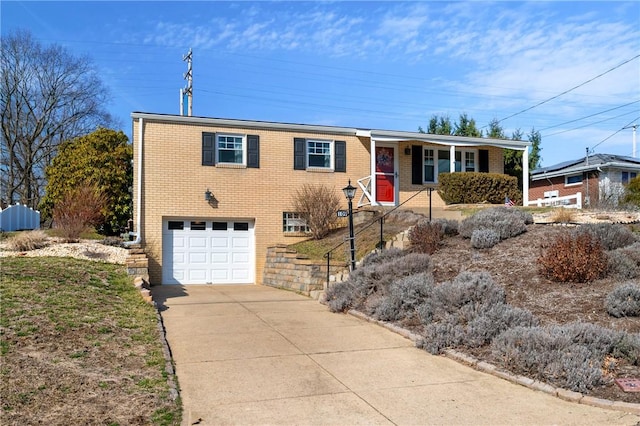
181,48,193,116
623,124,637,158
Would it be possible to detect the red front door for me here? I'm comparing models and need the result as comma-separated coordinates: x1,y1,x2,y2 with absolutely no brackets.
375,146,395,203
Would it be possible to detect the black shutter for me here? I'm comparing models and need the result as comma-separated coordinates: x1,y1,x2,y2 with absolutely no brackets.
202,132,216,166
334,141,346,172
411,145,422,184
479,149,489,173
247,135,260,168
293,138,306,170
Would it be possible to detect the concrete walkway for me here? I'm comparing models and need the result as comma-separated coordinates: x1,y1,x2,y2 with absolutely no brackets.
153,285,640,426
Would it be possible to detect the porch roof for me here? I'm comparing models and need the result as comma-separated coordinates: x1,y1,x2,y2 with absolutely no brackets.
131,112,530,151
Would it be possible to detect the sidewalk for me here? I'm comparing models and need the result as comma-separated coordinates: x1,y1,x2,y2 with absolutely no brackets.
153,285,640,426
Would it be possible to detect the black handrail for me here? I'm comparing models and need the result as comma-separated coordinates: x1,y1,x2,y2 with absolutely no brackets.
323,186,435,285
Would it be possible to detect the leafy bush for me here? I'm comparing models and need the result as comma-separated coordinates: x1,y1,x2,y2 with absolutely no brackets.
325,250,431,313
438,172,521,205
573,223,637,251
605,283,640,318
417,271,538,353
409,221,444,254
459,207,529,240
291,183,341,239
5,230,49,251
623,175,640,207
52,185,106,243
537,232,607,283
374,272,435,322
470,229,500,249
491,322,640,393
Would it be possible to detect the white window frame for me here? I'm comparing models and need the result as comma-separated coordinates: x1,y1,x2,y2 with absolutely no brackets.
283,212,310,234
423,147,478,183
306,139,334,170
216,133,246,165
565,173,583,186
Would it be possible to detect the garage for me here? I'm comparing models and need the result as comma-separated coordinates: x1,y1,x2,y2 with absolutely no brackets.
162,219,255,285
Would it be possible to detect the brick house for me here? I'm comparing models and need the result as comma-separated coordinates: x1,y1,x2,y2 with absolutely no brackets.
131,112,530,285
529,154,640,208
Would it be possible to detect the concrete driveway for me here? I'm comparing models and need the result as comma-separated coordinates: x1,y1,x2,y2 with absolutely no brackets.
153,284,640,426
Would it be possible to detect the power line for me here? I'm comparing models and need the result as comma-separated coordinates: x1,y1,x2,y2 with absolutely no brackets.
542,110,639,138
495,54,640,124
590,116,640,152
538,100,640,132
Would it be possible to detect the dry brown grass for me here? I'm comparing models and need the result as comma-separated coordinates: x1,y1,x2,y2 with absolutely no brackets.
5,230,49,251
549,208,577,223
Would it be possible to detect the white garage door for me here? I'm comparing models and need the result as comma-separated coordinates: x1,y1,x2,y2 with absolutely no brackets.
162,219,255,285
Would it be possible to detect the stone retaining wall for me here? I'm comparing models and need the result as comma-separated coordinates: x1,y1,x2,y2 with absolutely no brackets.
263,245,345,297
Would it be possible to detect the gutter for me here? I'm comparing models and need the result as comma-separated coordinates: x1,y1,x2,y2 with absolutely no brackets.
125,116,143,246
531,161,640,181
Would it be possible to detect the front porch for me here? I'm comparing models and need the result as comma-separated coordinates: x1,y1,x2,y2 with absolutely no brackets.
354,129,530,208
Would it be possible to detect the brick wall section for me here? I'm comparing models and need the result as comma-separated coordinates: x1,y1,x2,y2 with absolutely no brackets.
529,171,599,206
133,118,513,285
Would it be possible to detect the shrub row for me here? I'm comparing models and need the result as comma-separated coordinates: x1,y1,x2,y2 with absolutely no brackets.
438,172,521,205
325,248,432,314
458,207,532,249
538,223,638,283
491,322,640,393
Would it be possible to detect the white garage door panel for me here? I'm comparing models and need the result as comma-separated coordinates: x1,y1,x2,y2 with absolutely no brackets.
162,219,255,285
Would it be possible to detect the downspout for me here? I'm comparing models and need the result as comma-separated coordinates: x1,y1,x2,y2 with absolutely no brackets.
125,117,143,246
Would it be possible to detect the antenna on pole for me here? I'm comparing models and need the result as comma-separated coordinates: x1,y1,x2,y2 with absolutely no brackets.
623,124,637,158
182,48,193,116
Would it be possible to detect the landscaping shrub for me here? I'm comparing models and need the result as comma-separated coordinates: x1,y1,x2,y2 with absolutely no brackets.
491,322,640,393
100,236,125,247
623,175,640,207
409,221,444,254
325,250,431,313
53,184,106,242
573,223,637,251
537,232,607,283
549,208,576,224
415,271,538,354
291,183,341,239
606,247,640,279
431,218,459,236
5,230,48,251
459,207,529,240
438,172,521,205
605,283,640,318
470,229,500,249
374,272,435,322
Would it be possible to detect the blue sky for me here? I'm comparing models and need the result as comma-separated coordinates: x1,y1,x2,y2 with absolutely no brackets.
3,1,639,167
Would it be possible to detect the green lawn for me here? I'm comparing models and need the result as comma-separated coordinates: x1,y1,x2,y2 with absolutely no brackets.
0,257,181,425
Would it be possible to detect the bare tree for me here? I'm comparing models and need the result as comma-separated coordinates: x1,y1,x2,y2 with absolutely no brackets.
1,29,112,208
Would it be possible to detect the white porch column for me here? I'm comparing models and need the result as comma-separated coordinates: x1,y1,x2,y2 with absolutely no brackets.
370,138,377,206
450,145,456,173
522,147,529,206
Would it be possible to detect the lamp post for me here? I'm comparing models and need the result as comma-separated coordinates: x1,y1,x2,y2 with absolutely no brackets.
342,180,357,271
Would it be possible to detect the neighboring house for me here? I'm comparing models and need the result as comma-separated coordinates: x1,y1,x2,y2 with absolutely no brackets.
131,112,530,285
529,154,640,208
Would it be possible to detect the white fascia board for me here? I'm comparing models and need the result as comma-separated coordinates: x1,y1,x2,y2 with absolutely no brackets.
131,112,359,136
531,161,640,181
369,129,530,150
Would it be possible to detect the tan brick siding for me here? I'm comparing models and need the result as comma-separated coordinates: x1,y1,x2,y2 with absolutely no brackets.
133,119,513,285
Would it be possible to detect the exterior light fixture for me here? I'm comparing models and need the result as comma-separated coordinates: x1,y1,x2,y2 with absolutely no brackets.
342,180,357,271
205,189,213,202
